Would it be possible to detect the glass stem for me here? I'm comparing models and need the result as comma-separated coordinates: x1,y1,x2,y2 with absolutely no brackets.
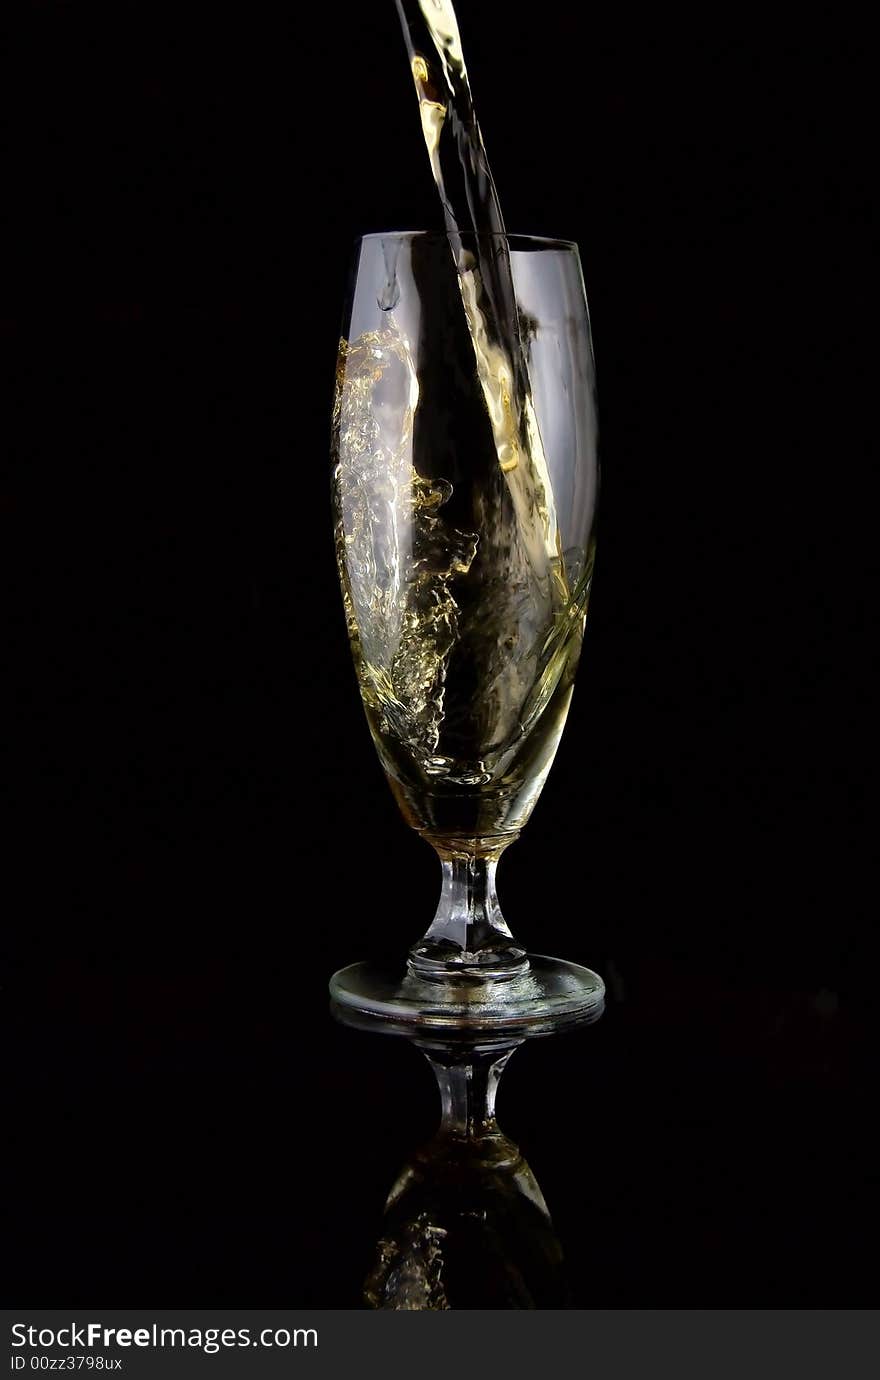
408,842,529,980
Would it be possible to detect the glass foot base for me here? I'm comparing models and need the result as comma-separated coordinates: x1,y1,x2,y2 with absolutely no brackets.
329,954,604,1033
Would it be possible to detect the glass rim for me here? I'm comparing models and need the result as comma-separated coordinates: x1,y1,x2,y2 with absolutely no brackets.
356,230,578,252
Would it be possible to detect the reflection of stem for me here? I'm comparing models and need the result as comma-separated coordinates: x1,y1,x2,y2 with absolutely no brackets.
415,1042,553,1216
425,1045,517,1141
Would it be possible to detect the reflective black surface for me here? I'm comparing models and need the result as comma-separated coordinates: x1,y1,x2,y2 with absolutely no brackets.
4,871,871,1304
1,5,871,1307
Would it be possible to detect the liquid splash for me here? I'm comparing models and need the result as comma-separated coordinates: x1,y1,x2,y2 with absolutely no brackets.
333,328,479,767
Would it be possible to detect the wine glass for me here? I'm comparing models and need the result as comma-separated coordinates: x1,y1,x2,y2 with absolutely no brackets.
330,231,602,1028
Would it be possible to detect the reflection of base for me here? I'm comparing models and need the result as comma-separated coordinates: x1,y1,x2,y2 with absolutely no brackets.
329,953,604,1034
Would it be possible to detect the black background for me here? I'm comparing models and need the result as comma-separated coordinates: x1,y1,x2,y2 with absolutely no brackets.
2,4,872,1305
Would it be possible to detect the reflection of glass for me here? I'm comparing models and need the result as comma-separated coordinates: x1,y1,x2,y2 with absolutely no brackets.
331,232,603,1027
334,999,603,1309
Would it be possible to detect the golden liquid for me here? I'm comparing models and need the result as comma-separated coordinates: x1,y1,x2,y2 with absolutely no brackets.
394,0,568,608
332,2,592,847
332,328,592,844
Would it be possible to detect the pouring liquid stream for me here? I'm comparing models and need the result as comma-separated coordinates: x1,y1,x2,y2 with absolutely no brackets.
394,0,568,605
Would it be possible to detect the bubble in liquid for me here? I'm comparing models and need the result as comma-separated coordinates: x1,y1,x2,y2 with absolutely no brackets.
377,280,401,311
378,239,402,311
